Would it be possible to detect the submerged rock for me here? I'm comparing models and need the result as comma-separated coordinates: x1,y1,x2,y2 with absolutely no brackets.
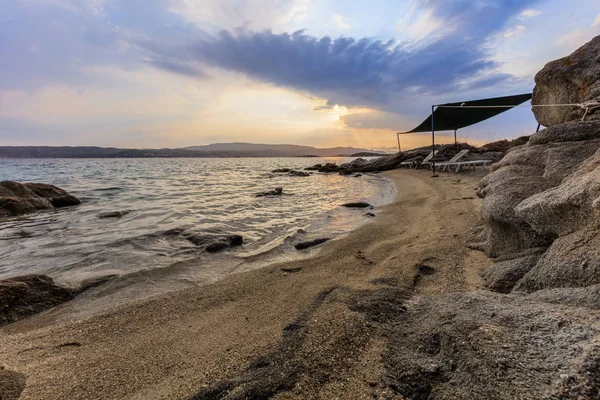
288,170,310,177
183,232,244,253
0,181,81,217
294,238,330,250
342,201,372,209
271,168,292,173
255,187,284,197
98,210,130,219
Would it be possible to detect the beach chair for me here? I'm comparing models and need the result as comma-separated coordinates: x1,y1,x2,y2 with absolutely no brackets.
400,150,438,169
449,159,493,172
433,149,470,172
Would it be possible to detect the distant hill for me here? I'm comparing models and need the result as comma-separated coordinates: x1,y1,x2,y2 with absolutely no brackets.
0,144,373,158
183,143,371,157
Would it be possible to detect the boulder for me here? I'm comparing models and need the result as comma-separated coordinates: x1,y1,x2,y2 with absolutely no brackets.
182,232,244,253
481,253,543,293
515,148,600,237
0,275,77,325
0,181,81,217
532,35,600,127
515,228,600,292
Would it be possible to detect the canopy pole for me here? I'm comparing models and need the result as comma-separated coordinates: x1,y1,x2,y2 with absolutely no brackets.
454,129,457,148
536,123,541,132
431,105,438,177
397,132,401,152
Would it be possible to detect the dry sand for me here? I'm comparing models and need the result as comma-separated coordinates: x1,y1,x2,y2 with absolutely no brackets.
1,169,491,400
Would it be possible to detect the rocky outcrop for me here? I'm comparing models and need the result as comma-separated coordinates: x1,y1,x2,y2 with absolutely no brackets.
476,122,600,291
305,143,502,175
532,35,600,127
475,36,600,294
0,181,81,217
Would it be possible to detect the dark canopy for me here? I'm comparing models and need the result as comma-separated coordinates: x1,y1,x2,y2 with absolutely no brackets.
402,93,532,133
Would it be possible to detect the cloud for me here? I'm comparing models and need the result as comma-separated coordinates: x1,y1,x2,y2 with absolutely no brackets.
518,9,542,19
504,25,526,38
141,0,537,109
593,14,600,26
331,14,351,30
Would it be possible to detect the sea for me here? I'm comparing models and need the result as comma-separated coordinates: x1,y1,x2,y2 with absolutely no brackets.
0,157,395,316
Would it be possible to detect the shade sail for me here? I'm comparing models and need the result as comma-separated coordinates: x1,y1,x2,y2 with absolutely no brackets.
402,93,532,133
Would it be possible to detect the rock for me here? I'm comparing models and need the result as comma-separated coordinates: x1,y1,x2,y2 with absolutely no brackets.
341,201,372,209
515,147,600,237
288,170,310,177
318,163,339,173
255,187,284,197
0,181,81,217
271,168,292,173
514,228,600,292
294,238,330,250
365,212,376,218
529,120,600,145
0,274,77,326
353,173,362,177
0,368,26,400
532,35,600,127
526,284,600,309
479,139,511,152
382,290,600,399
304,164,322,171
281,267,302,273
475,136,600,258
98,211,130,219
482,253,543,293
182,232,244,253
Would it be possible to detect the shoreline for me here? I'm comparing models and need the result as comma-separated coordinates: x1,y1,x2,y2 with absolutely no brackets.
1,169,490,399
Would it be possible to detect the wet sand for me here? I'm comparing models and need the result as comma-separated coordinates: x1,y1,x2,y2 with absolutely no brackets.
1,169,491,400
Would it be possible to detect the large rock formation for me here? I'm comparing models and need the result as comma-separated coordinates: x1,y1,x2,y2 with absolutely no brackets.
476,35,600,294
532,35,600,127
0,181,81,217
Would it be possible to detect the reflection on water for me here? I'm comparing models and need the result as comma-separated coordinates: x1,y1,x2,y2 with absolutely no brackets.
0,158,395,295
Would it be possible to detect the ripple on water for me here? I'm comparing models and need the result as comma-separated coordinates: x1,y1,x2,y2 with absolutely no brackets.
0,157,395,303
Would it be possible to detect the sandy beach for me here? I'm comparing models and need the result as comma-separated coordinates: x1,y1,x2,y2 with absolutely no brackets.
1,169,490,399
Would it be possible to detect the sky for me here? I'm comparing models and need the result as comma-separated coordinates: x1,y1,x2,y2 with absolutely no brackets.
1,0,600,150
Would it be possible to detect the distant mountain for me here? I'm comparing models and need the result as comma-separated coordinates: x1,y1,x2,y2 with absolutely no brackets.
0,144,373,158
183,143,371,157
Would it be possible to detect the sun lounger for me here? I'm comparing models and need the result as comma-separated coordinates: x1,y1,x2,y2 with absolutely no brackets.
441,159,493,173
400,150,439,169
433,149,470,172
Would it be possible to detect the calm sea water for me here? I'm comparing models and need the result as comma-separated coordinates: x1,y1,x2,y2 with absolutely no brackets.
0,158,394,311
